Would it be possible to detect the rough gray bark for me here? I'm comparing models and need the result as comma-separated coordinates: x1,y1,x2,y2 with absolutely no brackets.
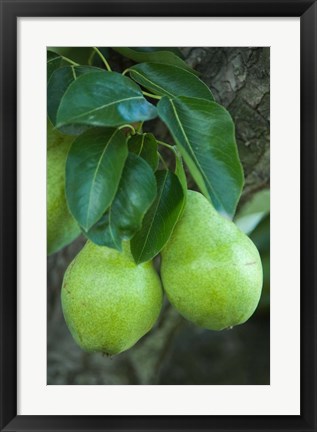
47,48,270,385
182,48,270,205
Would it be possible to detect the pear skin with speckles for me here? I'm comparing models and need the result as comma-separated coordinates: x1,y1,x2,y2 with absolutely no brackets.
161,191,263,330
61,241,163,355
47,121,81,255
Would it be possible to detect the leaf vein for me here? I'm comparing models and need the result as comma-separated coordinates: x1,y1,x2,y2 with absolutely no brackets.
169,99,224,209
58,96,143,125
85,129,119,228
135,171,168,262
131,69,174,98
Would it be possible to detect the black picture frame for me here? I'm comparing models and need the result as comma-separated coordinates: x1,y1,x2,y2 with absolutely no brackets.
0,1,316,431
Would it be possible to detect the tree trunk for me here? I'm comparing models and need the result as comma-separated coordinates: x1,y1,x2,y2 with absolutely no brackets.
181,47,270,205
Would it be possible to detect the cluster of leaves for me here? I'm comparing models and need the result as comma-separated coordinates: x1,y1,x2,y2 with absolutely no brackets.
47,47,244,264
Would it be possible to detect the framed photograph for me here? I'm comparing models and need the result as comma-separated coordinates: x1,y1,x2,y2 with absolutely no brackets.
0,0,316,431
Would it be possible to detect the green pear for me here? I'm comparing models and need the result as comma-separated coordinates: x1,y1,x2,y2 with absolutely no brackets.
61,241,163,355
47,121,81,255
161,190,263,330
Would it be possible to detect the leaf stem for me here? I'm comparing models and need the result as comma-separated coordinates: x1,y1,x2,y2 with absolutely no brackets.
71,66,77,80
88,49,96,66
121,70,161,100
142,91,162,100
60,56,79,66
136,122,144,133
93,47,112,71
122,68,131,76
157,140,175,152
157,141,184,174
158,153,169,170
118,124,136,134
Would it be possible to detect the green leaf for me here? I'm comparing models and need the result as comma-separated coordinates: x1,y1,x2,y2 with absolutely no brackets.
47,50,69,81
235,190,270,235
48,66,102,126
174,147,187,193
66,127,128,231
82,214,118,249
47,117,75,156
124,47,184,58
157,96,244,218
131,170,185,264
172,148,187,221
128,63,213,100
128,133,159,171
113,47,194,73
48,47,94,65
56,71,157,128
85,153,157,250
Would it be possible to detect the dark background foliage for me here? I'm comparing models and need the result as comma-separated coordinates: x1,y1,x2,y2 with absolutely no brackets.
47,47,270,385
